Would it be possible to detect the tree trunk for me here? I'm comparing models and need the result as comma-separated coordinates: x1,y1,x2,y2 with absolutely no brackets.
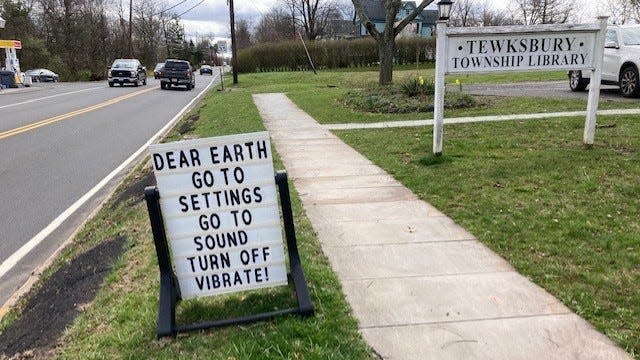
378,33,395,85
351,0,433,85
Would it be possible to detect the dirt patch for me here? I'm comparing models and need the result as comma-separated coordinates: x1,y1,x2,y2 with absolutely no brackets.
109,170,156,210
178,113,199,135
0,236,126,359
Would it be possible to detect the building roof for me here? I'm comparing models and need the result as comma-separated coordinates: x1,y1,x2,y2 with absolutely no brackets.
361,0,438,24
362,0,386,21
422,9,438,24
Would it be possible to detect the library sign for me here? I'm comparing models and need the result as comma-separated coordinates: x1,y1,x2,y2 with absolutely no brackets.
432,19,608,156
149,132,287,300
445,28,598,73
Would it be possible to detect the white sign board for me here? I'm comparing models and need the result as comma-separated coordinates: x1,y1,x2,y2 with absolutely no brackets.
149,132,288,300
445,25,599,73
433,19,607,156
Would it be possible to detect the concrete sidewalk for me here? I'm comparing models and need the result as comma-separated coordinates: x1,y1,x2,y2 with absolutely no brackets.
253,93,630,360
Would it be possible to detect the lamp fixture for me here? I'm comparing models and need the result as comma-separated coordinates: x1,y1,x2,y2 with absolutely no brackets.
437,0,453,21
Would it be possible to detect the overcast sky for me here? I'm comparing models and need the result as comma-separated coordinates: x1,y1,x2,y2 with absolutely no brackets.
173,0,603,40
173,0,277,39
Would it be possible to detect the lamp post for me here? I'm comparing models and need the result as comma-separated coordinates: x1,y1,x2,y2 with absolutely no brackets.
433,0,453,156
437,0,453,21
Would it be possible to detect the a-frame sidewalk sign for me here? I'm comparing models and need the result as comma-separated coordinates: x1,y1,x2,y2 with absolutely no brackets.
144,132,313,338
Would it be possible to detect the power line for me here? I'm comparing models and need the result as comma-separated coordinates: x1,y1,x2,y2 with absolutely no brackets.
157,0,190,16
177,0,206,17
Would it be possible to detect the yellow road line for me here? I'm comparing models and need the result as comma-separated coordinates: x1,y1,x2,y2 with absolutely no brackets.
0,304,9,319
0,87,155,141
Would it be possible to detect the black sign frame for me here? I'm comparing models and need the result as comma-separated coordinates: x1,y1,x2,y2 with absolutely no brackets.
144,170,314,338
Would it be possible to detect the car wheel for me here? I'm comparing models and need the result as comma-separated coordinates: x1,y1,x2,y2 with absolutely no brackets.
619,66,640,97
108,82,114,87
160,82,166,89
569,70,588,92
143,78,147,86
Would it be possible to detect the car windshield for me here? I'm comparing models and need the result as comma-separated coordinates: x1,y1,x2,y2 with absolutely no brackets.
112,60,137,69
621,27,640,46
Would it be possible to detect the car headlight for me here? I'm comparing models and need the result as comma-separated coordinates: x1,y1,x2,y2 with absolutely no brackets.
130,70,136,77
108,70,112,77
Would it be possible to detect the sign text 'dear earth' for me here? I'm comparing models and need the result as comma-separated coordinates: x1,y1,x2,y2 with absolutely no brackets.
149,132,287,300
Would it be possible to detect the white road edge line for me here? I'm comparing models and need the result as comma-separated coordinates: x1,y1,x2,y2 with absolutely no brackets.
0,86,105,110
0,73,220,281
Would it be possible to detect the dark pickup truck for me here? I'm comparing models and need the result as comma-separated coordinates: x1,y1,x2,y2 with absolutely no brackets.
159,59,195,90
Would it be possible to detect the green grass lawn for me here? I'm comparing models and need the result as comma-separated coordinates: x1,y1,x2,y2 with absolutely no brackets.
4,67,638,359
217,69,638,125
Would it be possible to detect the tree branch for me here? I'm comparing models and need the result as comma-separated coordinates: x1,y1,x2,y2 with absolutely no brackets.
394,0,434,36
351,0,380,40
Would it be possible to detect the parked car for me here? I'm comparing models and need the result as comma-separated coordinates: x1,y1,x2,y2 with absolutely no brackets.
160,59,195,90
569,25,640,97
108,58,147,87
25,68,59,82
153,62,164,79
199,65,213,75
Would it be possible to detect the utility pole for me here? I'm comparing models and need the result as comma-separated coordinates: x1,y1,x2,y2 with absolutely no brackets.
161,15,170,58
228,0,238,84
129,0,133,57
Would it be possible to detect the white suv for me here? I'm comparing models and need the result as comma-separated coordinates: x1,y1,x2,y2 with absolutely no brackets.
569,25,640,97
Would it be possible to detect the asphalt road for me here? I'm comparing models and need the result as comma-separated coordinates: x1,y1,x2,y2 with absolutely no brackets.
0,72,221,308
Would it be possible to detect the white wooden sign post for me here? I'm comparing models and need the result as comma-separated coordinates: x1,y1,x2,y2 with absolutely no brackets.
145,131,313,337
433,17,608,156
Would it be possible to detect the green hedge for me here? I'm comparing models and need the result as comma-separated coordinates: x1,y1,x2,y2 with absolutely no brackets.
237,37,436,73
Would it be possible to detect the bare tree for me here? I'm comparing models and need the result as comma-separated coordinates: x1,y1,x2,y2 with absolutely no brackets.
450,0,517,26
254,7,294,43
597,0,640,24
480,4,518,26
510,0,575,25
451,0,481,27
282,0,346,39
133,0,163,66
235,18,252,49
352,0,433,85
